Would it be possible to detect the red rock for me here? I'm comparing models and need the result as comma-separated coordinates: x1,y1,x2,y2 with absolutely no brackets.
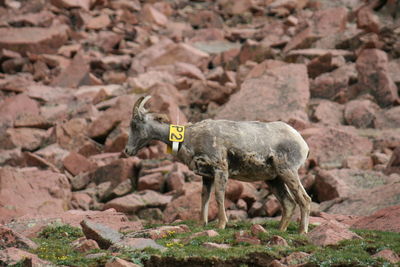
0,247,53,266
138,225,189,240
203,242,231,249
188,10,223,29
356,49,398,107
310,63,356,101
235,230,261,245
127,71,175,92
166,171,185,192
385,147,400,175
239,183,259,208
0,128,48,151
284,27,317,53
268,259,286,267
13,114,52,129
250,224,267,236
344,99,379,128
137,172,165,192
227,210,248,221
309,99,344,126
219,0,253,15
110,237,166,251
187,230,219,241
72,238,100,252
307,220,362,246
88,95,137,140
92,158,137,186
141,4,168,26
189,80,233,106
96,31,124,53
147,83,188,124
51,51,90,88
238,39,273,64
104,127,129,153
357,6,380,33
81,219,123,249
314,168,391,203
216,64,309,123
86,14,111,30
51,0,92,10
4,209,142,238
71,192,92,210
352,205,400,233
237,199,248,210
375,106,400,129
264,195,281,217
303,127,372,169
23,152,60,173
0,93,40,125
372,249,400,263
0,25,69,55
280,251,310,265
146,43,210,71
129,38,174,74
105,257,141,267
269,235,288,246
54,118,89,150
0,225,38,250
343,156,373,170
103,190,172,214
225,180,244,203
311,7,348,36
34,143,69,169
321,177,400,216
163,182,218,223
63,152,96,176
0,167,71,222
306,53,336,79
249,201,264,217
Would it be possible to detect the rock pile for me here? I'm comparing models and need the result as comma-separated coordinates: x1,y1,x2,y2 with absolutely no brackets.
0,0,400,263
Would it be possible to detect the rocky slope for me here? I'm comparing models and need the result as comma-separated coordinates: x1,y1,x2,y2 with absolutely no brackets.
0,0,400,265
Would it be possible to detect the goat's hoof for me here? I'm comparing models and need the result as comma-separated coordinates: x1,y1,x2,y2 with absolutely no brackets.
298,230,307,234
217,223,226,229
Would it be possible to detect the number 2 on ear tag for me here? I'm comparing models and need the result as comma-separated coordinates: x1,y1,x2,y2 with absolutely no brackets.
169,125,185,142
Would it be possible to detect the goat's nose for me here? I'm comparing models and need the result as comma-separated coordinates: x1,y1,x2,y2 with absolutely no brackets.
124,148,129,155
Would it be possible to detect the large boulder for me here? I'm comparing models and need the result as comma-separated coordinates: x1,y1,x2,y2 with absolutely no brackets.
314,168,392,202
0,25,69,55
356,49,399,107
351,205,400,233
0,167,71,223
216,64,309,123
302,127,373,169
320,174,400,216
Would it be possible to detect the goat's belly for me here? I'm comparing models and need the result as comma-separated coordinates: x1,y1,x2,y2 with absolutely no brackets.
229,168,277,182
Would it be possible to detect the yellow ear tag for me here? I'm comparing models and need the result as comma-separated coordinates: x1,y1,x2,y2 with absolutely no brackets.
168,125,185,154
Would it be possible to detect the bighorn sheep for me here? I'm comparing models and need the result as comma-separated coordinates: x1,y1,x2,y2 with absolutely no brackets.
124,96,312,234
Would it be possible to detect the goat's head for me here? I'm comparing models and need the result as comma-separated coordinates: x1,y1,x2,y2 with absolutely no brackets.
124,95,169,156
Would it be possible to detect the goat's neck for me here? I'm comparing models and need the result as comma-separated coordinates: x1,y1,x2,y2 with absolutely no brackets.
149,122,170,144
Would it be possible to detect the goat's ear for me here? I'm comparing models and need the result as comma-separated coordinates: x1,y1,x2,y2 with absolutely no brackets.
153,113,170,123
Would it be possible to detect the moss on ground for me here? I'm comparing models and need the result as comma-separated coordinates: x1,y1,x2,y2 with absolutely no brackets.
29,220,400,267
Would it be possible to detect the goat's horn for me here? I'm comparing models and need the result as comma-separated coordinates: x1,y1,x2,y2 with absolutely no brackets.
133,96,145,114
138,95,151,111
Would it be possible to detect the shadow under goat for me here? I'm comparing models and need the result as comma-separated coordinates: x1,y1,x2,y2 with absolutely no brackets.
124,96,311,234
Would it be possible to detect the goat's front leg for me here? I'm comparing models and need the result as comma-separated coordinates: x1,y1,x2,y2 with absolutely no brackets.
201,177,214,226
214,169,229,229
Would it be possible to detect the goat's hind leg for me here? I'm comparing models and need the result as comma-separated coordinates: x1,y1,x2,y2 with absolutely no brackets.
278,168,311,234
214,169,229,229
201,176,214,226
266,178,296,232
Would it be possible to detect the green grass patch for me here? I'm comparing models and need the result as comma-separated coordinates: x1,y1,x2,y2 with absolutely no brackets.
32,223,111,267
27,220,400,267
